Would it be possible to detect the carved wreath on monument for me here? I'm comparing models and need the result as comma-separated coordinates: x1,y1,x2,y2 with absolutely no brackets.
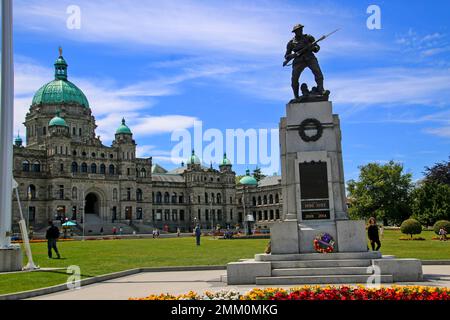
299,118,323,142
313,233,335,253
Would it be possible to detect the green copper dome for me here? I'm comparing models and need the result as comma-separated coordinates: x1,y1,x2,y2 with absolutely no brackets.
221,153,232,166
189,150,201,165
116,118,132,135
32,49,90,108
14,134,23,147
49,112,68,127
240,170,258,186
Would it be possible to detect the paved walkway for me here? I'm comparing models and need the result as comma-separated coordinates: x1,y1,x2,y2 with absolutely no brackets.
31,266,450,300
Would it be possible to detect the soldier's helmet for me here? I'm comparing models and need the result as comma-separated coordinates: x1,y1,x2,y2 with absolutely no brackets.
292,24,304,32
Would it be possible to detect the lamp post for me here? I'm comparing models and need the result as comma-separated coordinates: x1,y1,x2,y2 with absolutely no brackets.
0,0,14,249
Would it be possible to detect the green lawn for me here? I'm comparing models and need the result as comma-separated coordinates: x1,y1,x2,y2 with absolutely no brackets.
0,229,449,295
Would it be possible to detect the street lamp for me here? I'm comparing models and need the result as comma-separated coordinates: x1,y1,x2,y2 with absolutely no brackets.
239,170,258,236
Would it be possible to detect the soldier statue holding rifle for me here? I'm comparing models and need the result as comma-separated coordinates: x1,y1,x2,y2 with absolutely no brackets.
284,24,339,103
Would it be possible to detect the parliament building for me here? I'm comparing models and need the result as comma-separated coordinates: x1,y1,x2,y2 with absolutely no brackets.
12,51,282,233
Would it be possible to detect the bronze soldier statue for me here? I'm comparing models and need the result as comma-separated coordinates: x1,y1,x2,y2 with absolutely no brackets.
285,24,328,101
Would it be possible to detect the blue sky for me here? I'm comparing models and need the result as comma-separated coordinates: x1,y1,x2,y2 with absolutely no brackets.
12,0,450,181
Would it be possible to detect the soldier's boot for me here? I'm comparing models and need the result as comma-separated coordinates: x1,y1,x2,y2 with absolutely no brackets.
292,84,300,100
316,78,325,95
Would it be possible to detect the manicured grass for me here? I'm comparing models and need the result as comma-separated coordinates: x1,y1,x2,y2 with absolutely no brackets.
378,229,450,260
0,237,267,295
0,229,449,295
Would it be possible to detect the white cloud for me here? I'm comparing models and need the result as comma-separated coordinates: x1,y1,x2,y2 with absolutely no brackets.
15,0,370,59
14,58,202,143
424,127,450,138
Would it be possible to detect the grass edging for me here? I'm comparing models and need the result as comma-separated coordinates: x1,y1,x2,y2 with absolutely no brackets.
0,265,226,301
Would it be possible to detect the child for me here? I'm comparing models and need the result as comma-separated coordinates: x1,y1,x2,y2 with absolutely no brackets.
439,227,448,241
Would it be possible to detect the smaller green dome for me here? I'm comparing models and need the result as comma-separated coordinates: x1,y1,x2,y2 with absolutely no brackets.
240,170,258,186
14,134,23,147
189,150,201,165
221,153,232,166
116,118,132,135
49,112,68,127
14,135,23,143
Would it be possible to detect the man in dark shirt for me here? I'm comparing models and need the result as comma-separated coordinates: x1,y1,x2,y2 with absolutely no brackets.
46,220,61,259
367,217,381,251
285,24,325,99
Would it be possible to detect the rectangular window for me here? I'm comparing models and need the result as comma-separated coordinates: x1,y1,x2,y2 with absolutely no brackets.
164,209,170,221
156,210,162,221
180,210,185,221
172,209,178,221
127,188,131,201
137,208,143,220
59,185,64,200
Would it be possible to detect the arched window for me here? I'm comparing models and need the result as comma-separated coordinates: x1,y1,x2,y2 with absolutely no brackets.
263,195,268,205
32,161,41,173
100,164,106,174
91,163,97,174
72,187,78,200
275,194,280,203
81,163,88,173
171,192,177,204
22,161,30,172
179,193,184,204
109,165,115,175
258,196,262,205
205,193,209,204
269,194,274,204
140,168,146,178
217,194,222,204
252,197,257,206
152,192,155,203
27,185,37,200
156,192,162,204
71,162,78,173
164,192,170,204
136,189,143,202
211,193,215,204
113,189,118,201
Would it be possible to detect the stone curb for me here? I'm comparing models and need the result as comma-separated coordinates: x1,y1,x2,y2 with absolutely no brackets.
0,265,226,301
422,260,450,265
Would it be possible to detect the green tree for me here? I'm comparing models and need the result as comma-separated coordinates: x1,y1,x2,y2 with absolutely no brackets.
400,219,422,238
347,161,413,225
424,157,450,185
411,182,450,226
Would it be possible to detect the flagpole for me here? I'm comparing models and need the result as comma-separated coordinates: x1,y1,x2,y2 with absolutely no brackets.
0,0,14,249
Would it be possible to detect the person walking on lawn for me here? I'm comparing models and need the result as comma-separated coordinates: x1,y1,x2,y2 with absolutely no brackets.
367,217,381,251
46,220,61,259
194,224,201,246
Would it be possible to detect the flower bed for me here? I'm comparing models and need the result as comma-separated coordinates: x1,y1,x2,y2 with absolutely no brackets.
130,286,450,301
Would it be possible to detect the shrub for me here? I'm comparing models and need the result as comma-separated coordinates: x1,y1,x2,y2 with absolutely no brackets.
400,219,422,238
433,220,450,235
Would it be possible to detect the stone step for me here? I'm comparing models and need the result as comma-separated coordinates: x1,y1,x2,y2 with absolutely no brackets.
256,274,393,285
255,251,382,262
272,267,372,277
271,259,372,269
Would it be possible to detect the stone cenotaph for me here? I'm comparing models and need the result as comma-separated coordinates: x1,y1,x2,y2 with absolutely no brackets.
226,24,423,285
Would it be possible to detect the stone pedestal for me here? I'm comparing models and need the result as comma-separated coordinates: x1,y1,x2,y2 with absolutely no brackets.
226,100,423,285
0,247,22,272
274,101,364,253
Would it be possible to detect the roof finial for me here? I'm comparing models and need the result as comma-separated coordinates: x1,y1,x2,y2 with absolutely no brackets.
59,46,63,57
122,118,126,125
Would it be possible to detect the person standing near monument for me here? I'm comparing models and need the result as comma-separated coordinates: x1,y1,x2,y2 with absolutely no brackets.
285,24,325,100
367,217,381,251
46,220,61,259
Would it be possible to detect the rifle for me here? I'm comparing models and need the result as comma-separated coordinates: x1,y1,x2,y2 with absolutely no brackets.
283,28,340,67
